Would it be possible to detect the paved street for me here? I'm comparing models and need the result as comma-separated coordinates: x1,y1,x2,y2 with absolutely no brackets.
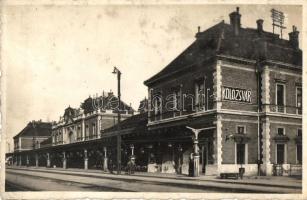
6,167,302,193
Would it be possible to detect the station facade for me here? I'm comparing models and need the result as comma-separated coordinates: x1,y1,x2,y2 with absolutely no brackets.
8,7,302,177
143,7,302,176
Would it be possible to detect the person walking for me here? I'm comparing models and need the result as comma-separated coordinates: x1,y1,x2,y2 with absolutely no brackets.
109,159,113,174
188,153,194,177
131,156,135,174
127,160,132,175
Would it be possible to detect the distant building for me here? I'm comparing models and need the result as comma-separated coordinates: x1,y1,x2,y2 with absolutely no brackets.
13,120,52,152
138,97,148,114
51,91,134,146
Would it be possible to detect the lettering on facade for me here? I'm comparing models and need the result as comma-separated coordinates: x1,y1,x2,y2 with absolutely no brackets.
222,86,252,103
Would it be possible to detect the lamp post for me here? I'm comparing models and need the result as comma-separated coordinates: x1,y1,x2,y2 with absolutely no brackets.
186,126,212,177
112,66,122,175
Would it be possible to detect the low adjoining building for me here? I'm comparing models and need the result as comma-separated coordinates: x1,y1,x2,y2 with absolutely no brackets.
12,120,52,165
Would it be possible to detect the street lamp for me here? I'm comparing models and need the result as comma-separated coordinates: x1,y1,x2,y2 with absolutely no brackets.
186,126,211,177
112,66,122,175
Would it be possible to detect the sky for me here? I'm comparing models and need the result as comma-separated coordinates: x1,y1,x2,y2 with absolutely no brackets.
2,4,302,152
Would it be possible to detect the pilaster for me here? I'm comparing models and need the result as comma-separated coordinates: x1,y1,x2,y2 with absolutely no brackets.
261,117,271,175
216,115,223,173
261,65,270,112
213,60,222,110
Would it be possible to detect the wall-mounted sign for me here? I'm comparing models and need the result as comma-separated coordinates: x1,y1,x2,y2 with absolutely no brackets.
222,86,252,103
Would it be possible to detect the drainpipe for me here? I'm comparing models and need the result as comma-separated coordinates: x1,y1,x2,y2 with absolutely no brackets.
255,62,261,176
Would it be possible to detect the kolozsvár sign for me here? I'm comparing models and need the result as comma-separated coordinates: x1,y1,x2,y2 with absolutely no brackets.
222,86,251,103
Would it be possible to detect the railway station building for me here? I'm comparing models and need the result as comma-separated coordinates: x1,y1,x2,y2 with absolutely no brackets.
8,7,302,177
142,7,302,176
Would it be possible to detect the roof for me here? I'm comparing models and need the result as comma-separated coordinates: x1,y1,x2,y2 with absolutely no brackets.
81,92,135,115
13,121,52,139
40,137,52,145
102,113,148,135
40,137,52,147
144,21,302,86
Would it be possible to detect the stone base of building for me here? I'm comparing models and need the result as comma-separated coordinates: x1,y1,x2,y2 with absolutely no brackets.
260,163,302,176
219,164,258,176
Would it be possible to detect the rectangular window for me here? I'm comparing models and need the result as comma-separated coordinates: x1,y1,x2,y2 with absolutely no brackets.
276,144,285,164
206,88,210,110
153,92,162,119
85,125,89,138
297,144,302,164
77,126,81,140
277,128,284,136
174,89,181,111
276,84,285,113
296,87,302,114
92,123,96,136
236,143,245,164
237,126,245,134
195,80,205,110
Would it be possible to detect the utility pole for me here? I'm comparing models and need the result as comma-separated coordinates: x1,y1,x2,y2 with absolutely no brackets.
112,66,122,175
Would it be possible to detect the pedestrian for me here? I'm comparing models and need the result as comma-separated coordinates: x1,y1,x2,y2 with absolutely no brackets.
188,153,194,177
127,159,132,175
109,159,113,174
131,156,136,174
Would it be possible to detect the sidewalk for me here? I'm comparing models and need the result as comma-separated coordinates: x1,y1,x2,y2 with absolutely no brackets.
7,166,302,190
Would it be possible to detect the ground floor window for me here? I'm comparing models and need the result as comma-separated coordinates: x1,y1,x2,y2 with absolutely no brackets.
236,143,246,164
276,144,285,164
297,144,302,164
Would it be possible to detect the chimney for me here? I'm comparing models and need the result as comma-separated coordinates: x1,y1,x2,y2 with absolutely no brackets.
289,25,299,49
229,7,241,36
256,19,264,33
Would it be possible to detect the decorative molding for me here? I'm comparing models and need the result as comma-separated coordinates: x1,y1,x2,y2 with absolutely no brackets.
147,109,216,126
269,69,302,78
219,109,258,116
216,115,223,171
270,121,302,126
221,63,255,72
147,108,302,127
216,54,257,65
264,112,302,119
222,118,258,124
216,60,222,110
265,59,302,70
